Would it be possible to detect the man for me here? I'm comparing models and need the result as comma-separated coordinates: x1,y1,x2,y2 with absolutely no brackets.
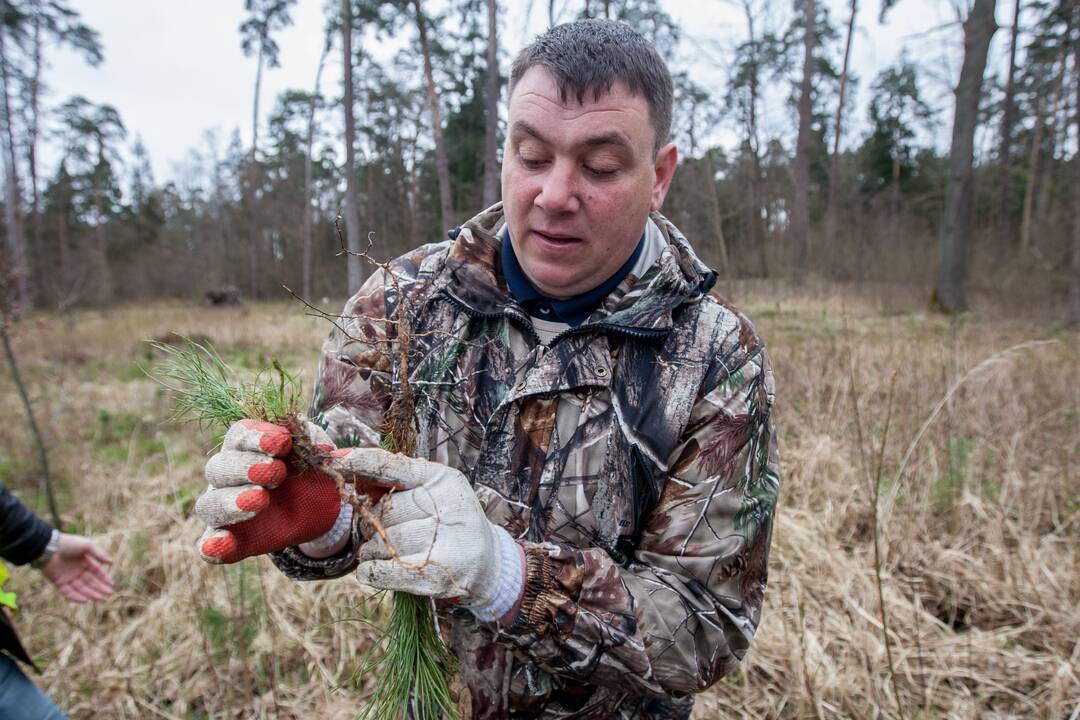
0,483,114,719
195,19,779,719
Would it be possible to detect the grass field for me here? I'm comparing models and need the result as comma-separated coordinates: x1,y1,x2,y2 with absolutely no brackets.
1,287,1076,719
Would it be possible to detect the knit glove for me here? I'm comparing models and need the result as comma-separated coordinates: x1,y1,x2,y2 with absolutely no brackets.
353,449,524,622
195,420,396,564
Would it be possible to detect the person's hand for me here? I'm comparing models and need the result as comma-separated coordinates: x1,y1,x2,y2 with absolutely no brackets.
41,534,114,603
194,419,398,564
352,448,525,622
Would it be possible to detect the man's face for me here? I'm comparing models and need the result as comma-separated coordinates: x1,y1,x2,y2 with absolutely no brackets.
501,67,677,300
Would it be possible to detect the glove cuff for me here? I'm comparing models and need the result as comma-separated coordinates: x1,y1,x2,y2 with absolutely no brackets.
299,501,353,553
468,525,524,622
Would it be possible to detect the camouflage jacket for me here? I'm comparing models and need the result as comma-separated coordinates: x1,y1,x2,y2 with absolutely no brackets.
271,204,780,719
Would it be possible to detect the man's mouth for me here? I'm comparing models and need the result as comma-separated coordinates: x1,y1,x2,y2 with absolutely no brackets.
533,230,581,244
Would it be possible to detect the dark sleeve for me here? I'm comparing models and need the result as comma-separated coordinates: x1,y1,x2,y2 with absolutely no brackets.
0,483,54,566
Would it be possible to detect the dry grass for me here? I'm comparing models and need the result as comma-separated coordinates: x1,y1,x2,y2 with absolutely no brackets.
0,290,1076,719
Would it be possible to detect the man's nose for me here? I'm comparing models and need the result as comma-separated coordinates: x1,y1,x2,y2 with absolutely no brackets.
534,160,580,213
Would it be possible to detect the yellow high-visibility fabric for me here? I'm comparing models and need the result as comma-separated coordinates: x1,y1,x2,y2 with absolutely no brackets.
0,561,18,610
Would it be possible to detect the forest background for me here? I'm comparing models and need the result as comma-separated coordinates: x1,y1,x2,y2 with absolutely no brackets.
0,0,1077,718
1,0,1077,315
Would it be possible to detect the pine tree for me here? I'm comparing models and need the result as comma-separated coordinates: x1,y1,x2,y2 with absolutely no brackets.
239,0,296,300
53,96,125,305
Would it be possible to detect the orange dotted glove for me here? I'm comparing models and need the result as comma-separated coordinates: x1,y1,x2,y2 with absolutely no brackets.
194,420,393,564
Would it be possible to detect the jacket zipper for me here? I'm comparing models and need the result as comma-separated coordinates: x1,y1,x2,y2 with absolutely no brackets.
440,289,543,347
547,321,668,346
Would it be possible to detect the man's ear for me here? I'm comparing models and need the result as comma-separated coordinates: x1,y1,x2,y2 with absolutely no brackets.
650,143,679,212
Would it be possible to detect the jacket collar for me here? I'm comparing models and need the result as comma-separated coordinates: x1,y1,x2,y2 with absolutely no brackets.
500,226,646,327
438,203,716,335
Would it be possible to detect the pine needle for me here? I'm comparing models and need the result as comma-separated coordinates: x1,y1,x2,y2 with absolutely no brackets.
354,593,458,720
147,335,301,428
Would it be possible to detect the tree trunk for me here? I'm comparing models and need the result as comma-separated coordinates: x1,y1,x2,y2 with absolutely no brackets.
247,42,265,301
1,162,62,537
1,156,24,307
742,0,767,278
407,122,422,247
92,160,111,305
933,0,997,313
482,0,500,208
890,141,901,246
704,150,730,277
93,214,109,304
304,36,331,300
209,142,231,290
1019,87,1046,252
994,0,1021,241
216,201,230,290
751,153,768,278
1035,52,1069,228
341,0,365,295
790,0,815,276
1068,10,1080,326
27,4,43,307
826,0,857,245
1019,35,1068,253
0,318,60,526
0,26,31,313
56,178,69,292
414,0,454,232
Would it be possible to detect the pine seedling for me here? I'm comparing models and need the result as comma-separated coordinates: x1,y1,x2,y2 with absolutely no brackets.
149,337,329,473
150,336,301,428
354,592,458,720
150,334,459,720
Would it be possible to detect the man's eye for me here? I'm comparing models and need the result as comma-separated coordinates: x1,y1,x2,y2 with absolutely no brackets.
584,164,617,178
520,156,547,169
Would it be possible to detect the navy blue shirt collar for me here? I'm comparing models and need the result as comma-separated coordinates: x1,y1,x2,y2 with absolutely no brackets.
499,226,645,327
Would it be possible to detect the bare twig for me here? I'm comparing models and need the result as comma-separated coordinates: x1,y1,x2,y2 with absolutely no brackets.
0,316,60,526
325,219,458,719
849,364,905,720
843,309,905,720
872,375,902,720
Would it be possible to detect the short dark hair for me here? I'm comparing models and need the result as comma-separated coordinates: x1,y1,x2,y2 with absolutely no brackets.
509,20,674,155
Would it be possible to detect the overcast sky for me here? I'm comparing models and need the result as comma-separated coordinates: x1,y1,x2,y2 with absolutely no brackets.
42,0,988,184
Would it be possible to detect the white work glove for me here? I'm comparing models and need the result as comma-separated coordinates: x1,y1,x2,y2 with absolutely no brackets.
352,448,524,622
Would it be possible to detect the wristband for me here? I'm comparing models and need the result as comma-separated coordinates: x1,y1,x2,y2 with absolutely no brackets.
30,529,60,569
468,525,525,622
